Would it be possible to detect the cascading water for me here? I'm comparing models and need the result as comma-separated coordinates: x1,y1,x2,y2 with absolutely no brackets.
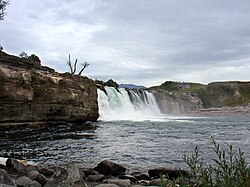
97,86,162,121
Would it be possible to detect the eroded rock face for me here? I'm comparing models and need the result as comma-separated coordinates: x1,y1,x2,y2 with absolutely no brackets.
0,51,99,127
149,89,203,114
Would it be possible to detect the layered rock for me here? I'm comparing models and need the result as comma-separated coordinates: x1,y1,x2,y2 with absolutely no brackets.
0,51,99,127
149,89,203,114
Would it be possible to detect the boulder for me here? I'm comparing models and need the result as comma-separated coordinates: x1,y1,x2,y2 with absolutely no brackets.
27,170,40,180
95,160,126,176
44,164,83,187
148,178,170,187
148,167,188,180
38,167,54,177
35,174,48,186
95,184,120,187
15,176,32,186
86,174,105,182
0,169,15,186
118,174,137,183
104,179,130,187
5,158,27,173
130,172,150,180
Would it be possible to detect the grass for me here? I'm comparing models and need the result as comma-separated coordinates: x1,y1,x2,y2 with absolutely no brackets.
181,137,250,187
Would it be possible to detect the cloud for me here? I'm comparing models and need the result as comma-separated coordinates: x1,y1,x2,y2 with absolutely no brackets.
1,0,250,86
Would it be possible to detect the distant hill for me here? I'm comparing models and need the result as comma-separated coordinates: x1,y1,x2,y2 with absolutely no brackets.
149,81,250,108
119,84,146,89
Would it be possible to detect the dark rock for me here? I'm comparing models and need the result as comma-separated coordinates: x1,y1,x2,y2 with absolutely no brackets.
35,174,48,186
95,160,126,176
118,174,137,183
44,164,83,187
0,169,15,186
95,184,120,187
5,158,26,173
26,165,39,172
130,172,150,180
27,170,40,180
104,179,130,187
149,178,170,187
86,174,105,182
148,167,188,180
38,167,54,177
82,168,99,176
15,176,33,186
27,180,42,187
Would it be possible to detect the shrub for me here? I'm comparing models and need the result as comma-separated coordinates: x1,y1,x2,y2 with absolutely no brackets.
183,137,250,187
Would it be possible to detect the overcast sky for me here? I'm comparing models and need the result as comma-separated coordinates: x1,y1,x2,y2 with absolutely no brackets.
1,0,250,87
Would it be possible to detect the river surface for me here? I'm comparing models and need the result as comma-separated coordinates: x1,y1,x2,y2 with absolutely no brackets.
0,115,249,170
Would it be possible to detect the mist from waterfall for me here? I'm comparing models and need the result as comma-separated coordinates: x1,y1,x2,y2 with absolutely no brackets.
97,87,162,121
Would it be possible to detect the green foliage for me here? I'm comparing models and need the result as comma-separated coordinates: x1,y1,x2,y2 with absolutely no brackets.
95,79,119,88
159,81,180,91
0,0,9,20
105,79,119,88
183,137,250,187
19,51,29,58
28,54,41,63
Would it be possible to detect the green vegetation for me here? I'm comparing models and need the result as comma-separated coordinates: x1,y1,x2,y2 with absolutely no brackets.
180,137,250,187
19,52,41,63
0,0,9,20
95,79,119,88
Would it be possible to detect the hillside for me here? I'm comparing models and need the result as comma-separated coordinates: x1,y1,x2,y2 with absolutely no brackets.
150,81,250,109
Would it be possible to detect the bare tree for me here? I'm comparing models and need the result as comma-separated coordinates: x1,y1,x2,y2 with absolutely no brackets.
78,62,90,75
0,0,9,20
67,54,89,75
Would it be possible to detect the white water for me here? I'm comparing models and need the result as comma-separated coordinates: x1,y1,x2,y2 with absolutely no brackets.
98,87,162,121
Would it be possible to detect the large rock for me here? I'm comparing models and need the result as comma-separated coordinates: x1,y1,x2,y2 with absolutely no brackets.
5,158,27,173
44,164,83,187
0,169,15,186
0,51,99,128
95,160,126,176
15,176,41,187
148,167,188,180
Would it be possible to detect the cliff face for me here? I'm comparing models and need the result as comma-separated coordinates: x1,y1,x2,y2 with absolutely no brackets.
150,89,203,114
0,51,99,127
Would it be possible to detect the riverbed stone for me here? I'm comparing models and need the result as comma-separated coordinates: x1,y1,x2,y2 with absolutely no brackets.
35,173,48,186
38,167,54,177
148,178,170,187
104,179,131,187
27,170,40,180
0,169,15,186
15,176,33,186
148,167,188,180
6,158,27,173
86,174,105,182
118,174,137,182
95,160,126,176
95,184,120,187
130,172,150,180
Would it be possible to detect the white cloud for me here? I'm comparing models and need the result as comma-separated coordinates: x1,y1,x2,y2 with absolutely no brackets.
1,0,250,87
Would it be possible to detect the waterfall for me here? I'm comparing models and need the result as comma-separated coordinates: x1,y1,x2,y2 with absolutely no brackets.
97,86,162,121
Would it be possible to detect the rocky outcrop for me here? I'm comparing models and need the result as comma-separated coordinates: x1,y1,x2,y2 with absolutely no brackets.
0,51,99,128
149,89,203,114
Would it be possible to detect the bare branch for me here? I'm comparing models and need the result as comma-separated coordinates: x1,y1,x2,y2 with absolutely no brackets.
78,62,89,75
73,58,78,74
67,54,73,74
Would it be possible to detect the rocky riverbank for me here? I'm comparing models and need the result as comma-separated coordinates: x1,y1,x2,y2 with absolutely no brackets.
0,158,188,187
0,51,99,128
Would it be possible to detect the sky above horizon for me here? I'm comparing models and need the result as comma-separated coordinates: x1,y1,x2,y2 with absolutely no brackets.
1,0,250,87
